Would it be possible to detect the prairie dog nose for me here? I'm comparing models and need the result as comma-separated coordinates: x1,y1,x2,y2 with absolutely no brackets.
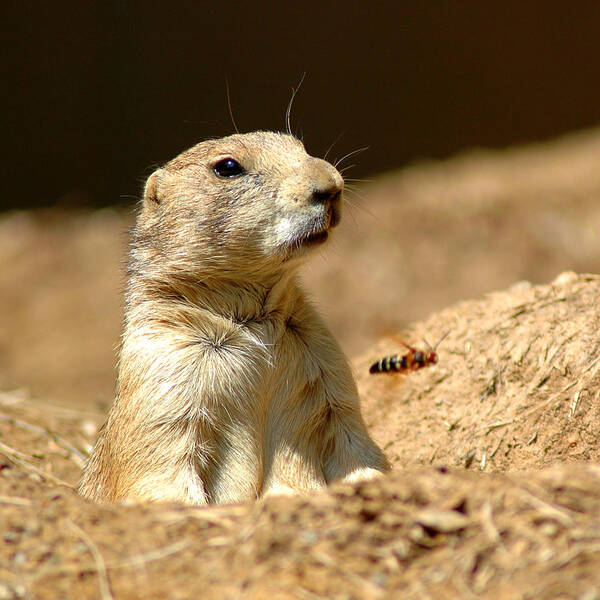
309,159,344,204
312,183,342,203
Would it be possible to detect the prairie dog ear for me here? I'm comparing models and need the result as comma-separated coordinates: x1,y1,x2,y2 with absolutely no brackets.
143,170,163,209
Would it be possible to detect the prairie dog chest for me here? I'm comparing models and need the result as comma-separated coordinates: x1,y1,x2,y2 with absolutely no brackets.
231,309,319,391
271,312,326,393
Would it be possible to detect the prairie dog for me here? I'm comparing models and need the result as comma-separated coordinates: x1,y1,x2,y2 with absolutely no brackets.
79,131,389,504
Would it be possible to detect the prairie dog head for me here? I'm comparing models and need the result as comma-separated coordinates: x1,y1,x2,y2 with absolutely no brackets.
138,131,344,280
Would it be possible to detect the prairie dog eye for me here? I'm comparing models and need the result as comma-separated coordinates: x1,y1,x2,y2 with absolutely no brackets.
213,158,245,178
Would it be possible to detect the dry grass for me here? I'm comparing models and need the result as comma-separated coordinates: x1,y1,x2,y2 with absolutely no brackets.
359,272,600,475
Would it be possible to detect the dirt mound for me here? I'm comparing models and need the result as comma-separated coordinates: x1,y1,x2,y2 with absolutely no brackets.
2,274,600,599
359,271,600,473
3,457,600,599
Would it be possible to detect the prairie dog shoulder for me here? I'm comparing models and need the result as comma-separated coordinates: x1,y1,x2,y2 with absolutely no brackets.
79,131,388,505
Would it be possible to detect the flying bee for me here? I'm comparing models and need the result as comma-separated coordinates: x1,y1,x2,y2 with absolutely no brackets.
369,332,449,375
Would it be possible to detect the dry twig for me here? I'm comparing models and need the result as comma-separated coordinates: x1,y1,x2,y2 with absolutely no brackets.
0,495,32,507
0,441,74,488
31,539,190,581
0,413,86,467
67,520,114,600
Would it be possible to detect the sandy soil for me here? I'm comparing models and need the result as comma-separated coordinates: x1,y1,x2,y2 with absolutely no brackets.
2,128,600,598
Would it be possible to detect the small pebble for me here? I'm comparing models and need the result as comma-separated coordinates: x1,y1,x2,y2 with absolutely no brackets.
3,531,19,543
81,420,98,437
12,553,26,567
552,271,578,286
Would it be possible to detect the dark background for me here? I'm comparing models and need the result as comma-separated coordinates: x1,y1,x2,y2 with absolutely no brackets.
3,2,600,209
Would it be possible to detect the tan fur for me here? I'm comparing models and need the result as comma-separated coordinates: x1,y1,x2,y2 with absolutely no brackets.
79,131,389,505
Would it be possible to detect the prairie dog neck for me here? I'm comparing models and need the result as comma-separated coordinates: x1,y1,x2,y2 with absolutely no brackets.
126,265,301,328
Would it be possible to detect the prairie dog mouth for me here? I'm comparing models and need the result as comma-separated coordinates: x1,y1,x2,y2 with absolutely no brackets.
298,204,335,246
278,201,341,258
301,229,329,246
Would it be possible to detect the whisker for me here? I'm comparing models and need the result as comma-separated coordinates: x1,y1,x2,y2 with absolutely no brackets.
334,146,369,169
341,202,359,227
344,182,366,192
343,186,359,197
343,178,373,184
343,195,361,209
285,73,307,135
225,77,240,134
338,164,357,175
324,131,347,162
343,194,379,221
